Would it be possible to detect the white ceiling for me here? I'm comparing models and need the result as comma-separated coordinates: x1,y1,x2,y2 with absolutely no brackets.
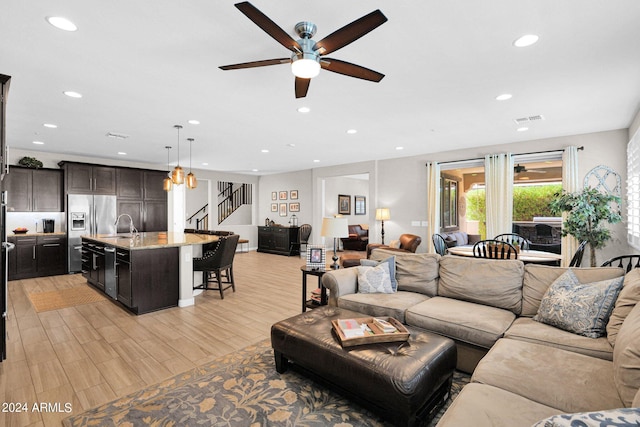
2,1,640,175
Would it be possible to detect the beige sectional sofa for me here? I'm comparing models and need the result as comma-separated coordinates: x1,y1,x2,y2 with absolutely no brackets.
321,248,640,426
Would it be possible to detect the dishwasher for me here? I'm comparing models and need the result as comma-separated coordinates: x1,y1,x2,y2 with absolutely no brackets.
104,247,117,299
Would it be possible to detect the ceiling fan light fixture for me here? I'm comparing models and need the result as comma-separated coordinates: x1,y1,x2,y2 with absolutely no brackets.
291,56,320,79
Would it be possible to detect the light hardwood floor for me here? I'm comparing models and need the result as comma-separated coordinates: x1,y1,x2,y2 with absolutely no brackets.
1,250,314,427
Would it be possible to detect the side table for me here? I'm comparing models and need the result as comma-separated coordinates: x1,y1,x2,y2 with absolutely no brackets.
300,265,328,312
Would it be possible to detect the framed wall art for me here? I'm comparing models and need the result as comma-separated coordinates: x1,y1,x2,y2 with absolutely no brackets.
271,192,277,201
279,191,288,200
355,195,366,215
279,203,287,217
289,202,300,212
338,194,351,215
290,190,298,200
271,203,278,212
306,245,326,269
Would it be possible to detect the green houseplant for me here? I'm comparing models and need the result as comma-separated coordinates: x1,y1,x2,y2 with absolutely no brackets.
549,186,622,267
18,156,43,168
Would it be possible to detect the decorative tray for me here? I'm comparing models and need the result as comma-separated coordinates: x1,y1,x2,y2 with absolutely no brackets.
13,229,28,234
331,317,410,348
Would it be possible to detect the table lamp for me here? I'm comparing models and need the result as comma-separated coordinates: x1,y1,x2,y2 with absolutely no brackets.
321,217,349,269
375,208,391,244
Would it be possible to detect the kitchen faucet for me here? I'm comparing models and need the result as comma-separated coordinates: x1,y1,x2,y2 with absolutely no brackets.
114,214,139,238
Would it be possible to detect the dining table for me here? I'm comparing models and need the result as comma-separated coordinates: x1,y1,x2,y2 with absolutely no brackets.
446,245,563,265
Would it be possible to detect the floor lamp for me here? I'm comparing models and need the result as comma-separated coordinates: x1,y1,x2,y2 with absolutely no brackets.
376,208,391,245
321,217,349,269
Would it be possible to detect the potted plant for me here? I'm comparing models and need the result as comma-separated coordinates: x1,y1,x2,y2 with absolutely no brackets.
549,186,622,267
18,156,43,168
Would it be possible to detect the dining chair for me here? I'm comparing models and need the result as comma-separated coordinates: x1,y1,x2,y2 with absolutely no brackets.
473,240,518,259
193,234,240,299
601,255,640,273
290,224,312,255
568,241,588,267
494,233,531,250
432,233,448,256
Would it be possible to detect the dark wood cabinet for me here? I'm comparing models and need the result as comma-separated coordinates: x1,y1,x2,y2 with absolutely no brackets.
116,249,132,308
117,200,143,233
3,167,63,212
82,240,105,291
143,200,168,232
116,169,143,199
257,226,299,256
8,234,66,280
63,163,116,195
143,170,167,200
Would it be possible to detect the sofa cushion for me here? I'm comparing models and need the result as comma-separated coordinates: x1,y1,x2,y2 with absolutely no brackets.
337,291,430,323
472,339,624,413
356,263,393,294
406,297,516,349
607,268,640,347
369,248,439,296
438,256,524,314
533,269,623,338
613,302,640,407
531,408,640,427
436,383,561,427
360,256,397,291
522,265,625,317
505,317,613,360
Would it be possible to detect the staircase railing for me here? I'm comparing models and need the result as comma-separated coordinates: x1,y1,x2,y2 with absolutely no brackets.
187,204,208,230
218,182,252,224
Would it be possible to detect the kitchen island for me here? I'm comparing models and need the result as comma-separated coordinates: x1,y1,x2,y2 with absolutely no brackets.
81,232,219,314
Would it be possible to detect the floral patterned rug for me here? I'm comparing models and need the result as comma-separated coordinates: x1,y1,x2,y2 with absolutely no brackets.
63,339,470,427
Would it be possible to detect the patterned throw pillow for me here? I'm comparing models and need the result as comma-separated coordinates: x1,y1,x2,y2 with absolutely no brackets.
533,269,624,338
531,407,640,427
360,256,397,291
357,262,393,294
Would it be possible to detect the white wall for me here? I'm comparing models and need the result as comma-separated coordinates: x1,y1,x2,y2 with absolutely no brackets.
323,176,369,223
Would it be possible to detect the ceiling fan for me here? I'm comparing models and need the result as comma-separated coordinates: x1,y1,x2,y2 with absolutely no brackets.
219,2,387,98
514,164,547,175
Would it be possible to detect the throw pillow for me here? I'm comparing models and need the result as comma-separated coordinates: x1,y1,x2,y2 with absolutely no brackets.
533,269,624,338
360,256,397,291
607,268,640,347
389,239,401,249
357,263,393,294
531,408,640,427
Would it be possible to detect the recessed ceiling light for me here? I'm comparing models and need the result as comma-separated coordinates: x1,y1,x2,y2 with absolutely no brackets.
395,146,404,150
202,162,209,166
513,34,539,48
495,93,512,101
287,143,296,148
63,91,82,98
251,169,259,172
261,149,269,153
346,129,357,134
297,107,310,113
32,141,45,145
188,120,200,125
517,127,529,132
43,123,57,128
46,16,78,32
117,152,127,155
313,159,320,163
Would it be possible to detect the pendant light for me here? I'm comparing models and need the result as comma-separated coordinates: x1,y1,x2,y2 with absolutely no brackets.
186,137,197,189
163,146,173,192
171,124,184,185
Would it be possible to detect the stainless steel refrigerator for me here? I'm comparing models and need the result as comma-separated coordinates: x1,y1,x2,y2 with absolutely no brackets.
67,194,117,273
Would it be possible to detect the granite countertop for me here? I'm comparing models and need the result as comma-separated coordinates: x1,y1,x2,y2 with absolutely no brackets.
82,232,220,250
10,232,66,237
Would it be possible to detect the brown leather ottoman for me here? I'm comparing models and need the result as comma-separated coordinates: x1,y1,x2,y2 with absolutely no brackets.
340,253,365,268
271,306,457,427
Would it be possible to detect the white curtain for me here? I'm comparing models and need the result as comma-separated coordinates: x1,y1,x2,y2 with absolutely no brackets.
561,146,580,266
485,153,514,239
426,162,440,253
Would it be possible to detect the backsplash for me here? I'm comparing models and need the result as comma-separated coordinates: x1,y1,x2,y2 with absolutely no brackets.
6,212,66,234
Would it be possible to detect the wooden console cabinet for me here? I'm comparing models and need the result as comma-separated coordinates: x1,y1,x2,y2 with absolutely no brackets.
257,226,299,256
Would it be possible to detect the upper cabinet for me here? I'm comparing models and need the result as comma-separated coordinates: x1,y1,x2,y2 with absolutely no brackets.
117,168,143,199
3,166,63,212
143,170,167,200
61,162,116,195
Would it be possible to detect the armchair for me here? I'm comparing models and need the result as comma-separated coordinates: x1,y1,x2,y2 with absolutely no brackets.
340,224,369,251
366,233,422,257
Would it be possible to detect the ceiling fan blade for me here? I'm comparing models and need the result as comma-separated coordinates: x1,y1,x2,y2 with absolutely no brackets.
313,10,387,55
321,58,384,82
295,77,311,98
219,58,290,70
235,2,301,52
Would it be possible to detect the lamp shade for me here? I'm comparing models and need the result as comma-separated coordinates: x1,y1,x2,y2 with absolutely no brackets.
375,208,391,221
321,217,349,238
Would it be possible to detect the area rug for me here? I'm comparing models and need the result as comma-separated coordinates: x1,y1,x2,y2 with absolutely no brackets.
28,285,106,312
63,339,470,427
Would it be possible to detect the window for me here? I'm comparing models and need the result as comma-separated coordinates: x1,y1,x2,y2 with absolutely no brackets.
440,175,458,230
628,131,640,250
